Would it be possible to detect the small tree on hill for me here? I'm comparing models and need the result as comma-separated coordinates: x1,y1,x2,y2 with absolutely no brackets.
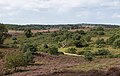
84,51,94,61
113,39,120,48
0,24,8,44
24,29,33,38
5,51,34,71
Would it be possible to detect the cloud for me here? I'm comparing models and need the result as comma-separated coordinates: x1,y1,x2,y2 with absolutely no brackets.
0,0,120,24
112,13,120,18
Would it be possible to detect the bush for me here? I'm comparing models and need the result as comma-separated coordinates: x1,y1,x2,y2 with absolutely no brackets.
84,51,94,61
34,32,42,36
96,39,105,45
74,39,88,48
113,39,120,48
95,49,111,56
20,44,37,53
85,35,91,42
5,51,34,71
106,34,120,45
24,29,33,38
65,48,77,54
48,47,60,55
96,27,104,31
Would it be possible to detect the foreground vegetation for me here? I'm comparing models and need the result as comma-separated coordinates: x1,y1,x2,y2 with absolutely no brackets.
0,23,120,75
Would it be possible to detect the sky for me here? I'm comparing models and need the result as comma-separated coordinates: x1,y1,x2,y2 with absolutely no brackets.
0,0,120,25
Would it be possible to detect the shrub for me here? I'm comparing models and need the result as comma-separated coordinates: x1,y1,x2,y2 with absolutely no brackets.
95,49,111,56
96,27,104,31
74,39,88,48
113,39,120,48
20,44,37,53
84,51,94,61
98,31,105,35
72,33,81,40
106,34,120,45
24,29,33,38
48,47,60,55
34,32,42,36
65,48,77,54
96,39,105,45
85,35,91,42
75,30,86,35
5,51,34,71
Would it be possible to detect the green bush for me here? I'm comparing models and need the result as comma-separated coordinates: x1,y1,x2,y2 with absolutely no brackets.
106,34,120,45
48,47,60,55
24,29,33,38
20,44,37,53
113,39,120,48
5,51,34,71
84,51,94,61
65,48,77,54
96,39,105,45
95,49,111,56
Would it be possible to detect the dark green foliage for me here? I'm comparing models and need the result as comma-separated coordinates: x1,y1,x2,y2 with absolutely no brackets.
20,44,37,53
43,44,49,48
5,51,34,71
0,24,8,44
106,34,120,45
98,31,105,35
12,37,17,40
72,33,81,40
95,49,111,55
74,39,88,47
96,27,104,31
85,35,91,42
65,48,77,54
48,47,60,55
24,29,33,38
109,54,120,58
84,51,94,61
96,39,105,45
75,30,86,35
74,41,83,47
113,39,120,48
24,50,34,63
34,32,42,36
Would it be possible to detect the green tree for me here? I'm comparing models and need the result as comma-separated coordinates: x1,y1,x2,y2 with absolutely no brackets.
5,51,34,71
113,39,120,48
24,29,33,38
84,51,94,61
20,44,37,53
48,46,59,55
0,24,8,44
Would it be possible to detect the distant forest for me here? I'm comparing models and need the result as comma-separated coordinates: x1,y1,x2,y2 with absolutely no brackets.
1,23,120,30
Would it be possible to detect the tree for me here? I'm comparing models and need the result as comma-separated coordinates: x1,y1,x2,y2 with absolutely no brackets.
0,24,8,44
106,34,120,45
84,51,94,61
24,29,33,38
20,44,37,53
48,46,59,55
96,27,104,31
95,49,111,55
113,39,120,48
96,39,105,45
5,51,34,71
